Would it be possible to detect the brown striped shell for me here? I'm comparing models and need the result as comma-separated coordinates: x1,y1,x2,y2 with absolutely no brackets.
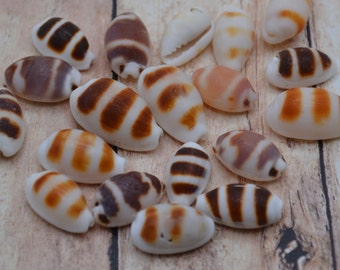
32,17,95,70
0,88,26,157
4,56,81,102
194,184,283,229
69,78,163,151
93,171,165,227
213,130,286,181
37,129,126,184
25,171,94,233
104,12,151,79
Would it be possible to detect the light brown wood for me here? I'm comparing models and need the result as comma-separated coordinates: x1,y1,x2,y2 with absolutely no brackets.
0,0,339,269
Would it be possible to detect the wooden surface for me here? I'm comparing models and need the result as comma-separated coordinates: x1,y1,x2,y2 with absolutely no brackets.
0,0,339,269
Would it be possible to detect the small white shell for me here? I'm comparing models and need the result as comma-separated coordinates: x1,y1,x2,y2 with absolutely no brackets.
160,7,214,66
0,88,26,157
25,171,94,233
37,129,126,184
137,65,207,143
130,204,215,254
266,47,337,89
32,17,95,70
165,142,211,205
212,7,255,71
265,87,340,140
93,171,165,227
69,78,163,151
262,0,311,44
213,130,286,181
194,184,283,229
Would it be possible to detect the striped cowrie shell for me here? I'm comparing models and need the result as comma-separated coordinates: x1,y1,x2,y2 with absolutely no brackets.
4,56,81,102
0,88,26,157
262,0,311,44
32,17,95,70
160,7,214,66
137,65,207,143
212,7,255,71
266,87,340,140
69,78,163,151
165,142,211,205
266,47,337,89
130,204,215,254
93,171,164,227
213,130,286,181
104,12,151,79
192,65,257,112
37,129,126,184
25,171,94,233
194,183,283,229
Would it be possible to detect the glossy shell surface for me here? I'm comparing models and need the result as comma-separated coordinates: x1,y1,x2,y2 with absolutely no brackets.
93,171,164,227
266,47,337,89
165,142,211,205
130,204,215,254
4,56,81,102
70,78,163,151
25,171,94,233
213,130,286,181
192,65,257,112
160,7,214,66
265,87,340,140
194,184,283,229
213,7,255,71
0,88,26,157
32,17,95,70
104,12,151,79
137,65,207,143
37,129,126,184
262,0,311,44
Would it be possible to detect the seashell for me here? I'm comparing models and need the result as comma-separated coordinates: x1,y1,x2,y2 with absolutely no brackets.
266,47,337,89
160,7,214,66
37,129,126,184
192,65,257,112
194,183,283,229
0,88,26,157
213,130,286,181
130,204,215,254
93,171,164,227
104,12,151,79
165,142,211,205
265,87,340,140
137,65,207,143
25,171,94,233
32,17,95,70
69,78,163,151
3,56,81,102
212,7,255,70
262,0,311,44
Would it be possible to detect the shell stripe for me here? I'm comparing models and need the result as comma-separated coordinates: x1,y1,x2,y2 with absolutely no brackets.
48,22,80,53
254,187,270,226
170,206,185,242
99,143,115,173
0,118,20,139
37,17,62,39
143,66,178,89
98,183,119,217
44,180,78,208
180,104,203,129
205,187,222,219
176,147,209,160
171,183,199,195
0,98,23,116
33,171,59,194
227,184,244,222
71,131,96,172
67,195,87,218
295,47,315,76
280,88,302,122
279,10,306,32
228,48,250,60
313,88,331,124
131,106,153,139
278,49,293,78
170,161,206,177
157,83,191,112
257,144,281,172
141,206,158,243
146,172,163,194
106,45,148,69
72,37,89,60
319,51,332,70
47,129,71,162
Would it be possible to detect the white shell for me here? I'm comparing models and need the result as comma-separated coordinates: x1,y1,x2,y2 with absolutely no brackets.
266,47,337,89
212,7,255,71
262,0,311,44
93,171,164,227
37,129,126,184
0,88,26,157
69,78,163,151
160,7,214,66
194,184,283,229
25,171,94,233
165,142,211,205
213,130,286,181
137,65,207,143
130,204,215,254
265,87,340,140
